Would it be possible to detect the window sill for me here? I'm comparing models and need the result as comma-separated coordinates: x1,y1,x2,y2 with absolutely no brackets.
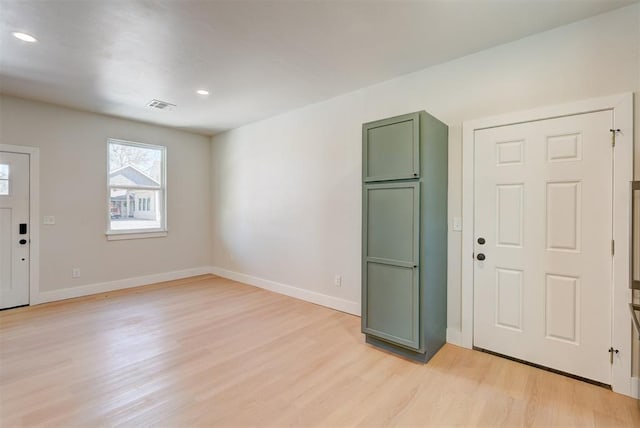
106,230,168,241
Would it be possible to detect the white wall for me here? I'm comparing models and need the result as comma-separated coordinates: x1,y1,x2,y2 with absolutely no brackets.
0,95,212,296
211,4,640,336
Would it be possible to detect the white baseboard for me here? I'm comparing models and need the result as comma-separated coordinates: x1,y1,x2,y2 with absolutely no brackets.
36,266,212,304
446,328,463,346
209,266,360,316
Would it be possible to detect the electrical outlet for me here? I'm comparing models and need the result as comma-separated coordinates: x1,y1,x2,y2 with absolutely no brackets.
72,268,81,278
334,275,342,287
43,216,55,225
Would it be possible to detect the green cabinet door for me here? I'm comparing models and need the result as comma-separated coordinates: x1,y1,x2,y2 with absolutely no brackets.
363,112,420,182
362,182,420,349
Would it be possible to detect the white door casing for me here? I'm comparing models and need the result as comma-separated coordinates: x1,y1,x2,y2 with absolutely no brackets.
461,93,633,397
0,151,30,309
473,111,613,384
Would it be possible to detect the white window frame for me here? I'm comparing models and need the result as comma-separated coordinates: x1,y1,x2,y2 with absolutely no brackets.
106,138,167,240
0,163,10,195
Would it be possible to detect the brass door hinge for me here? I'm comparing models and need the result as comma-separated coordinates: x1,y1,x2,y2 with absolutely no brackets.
611,240,615,256
610,128,620,147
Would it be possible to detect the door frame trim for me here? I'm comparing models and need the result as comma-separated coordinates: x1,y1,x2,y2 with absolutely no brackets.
0,144,40,307
461,93,634,396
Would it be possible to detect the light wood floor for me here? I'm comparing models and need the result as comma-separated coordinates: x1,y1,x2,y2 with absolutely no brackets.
1,275,638,427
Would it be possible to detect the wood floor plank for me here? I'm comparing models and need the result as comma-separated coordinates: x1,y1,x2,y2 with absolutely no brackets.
1,274,638,427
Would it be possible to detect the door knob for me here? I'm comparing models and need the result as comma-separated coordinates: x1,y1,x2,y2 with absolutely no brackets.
477,253,486,261
19,239,27,245
477,237,486,245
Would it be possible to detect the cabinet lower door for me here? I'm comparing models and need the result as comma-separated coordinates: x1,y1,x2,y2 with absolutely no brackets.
362,182,420,350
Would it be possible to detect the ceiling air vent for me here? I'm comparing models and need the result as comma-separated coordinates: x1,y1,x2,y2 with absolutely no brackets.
146,99,176,110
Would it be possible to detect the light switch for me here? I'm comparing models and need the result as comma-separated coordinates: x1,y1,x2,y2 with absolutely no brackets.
43,216,55,225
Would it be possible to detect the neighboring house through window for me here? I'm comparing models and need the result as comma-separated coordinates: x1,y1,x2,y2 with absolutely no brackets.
107,139,166,239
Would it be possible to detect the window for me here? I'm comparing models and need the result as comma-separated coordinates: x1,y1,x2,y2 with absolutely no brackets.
107,139,166,239
0,164,9,195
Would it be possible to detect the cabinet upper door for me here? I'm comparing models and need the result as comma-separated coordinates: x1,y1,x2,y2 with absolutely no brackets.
363,112,420,182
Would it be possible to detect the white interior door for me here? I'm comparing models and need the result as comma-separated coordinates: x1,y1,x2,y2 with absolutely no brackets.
473,110,613,384
0,151,30,309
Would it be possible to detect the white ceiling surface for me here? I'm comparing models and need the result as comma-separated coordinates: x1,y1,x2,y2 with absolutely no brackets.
0,0,636,136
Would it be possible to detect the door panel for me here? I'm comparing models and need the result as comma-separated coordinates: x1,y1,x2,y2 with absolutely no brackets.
545,274,580,343
473,111,612,384
363,181,420,349
546,181,581,251
496,184,524,247
0,152,30,309
363,113,419,182
495,267,523,330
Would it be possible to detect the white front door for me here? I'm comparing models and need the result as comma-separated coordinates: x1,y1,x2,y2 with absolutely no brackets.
473,110,613,384
0,151,30,309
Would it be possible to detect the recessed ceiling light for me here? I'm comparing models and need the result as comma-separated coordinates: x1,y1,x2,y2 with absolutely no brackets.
196,89,209,96
12,32,37,43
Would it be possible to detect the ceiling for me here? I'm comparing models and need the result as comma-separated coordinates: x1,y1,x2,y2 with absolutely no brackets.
0,0,636,136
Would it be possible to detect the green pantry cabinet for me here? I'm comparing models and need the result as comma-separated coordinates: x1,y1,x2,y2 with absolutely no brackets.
362,111,448,362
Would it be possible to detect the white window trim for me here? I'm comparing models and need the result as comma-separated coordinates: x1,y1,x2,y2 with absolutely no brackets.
106,231,168,241
460,93,634,397
106,138,167,240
